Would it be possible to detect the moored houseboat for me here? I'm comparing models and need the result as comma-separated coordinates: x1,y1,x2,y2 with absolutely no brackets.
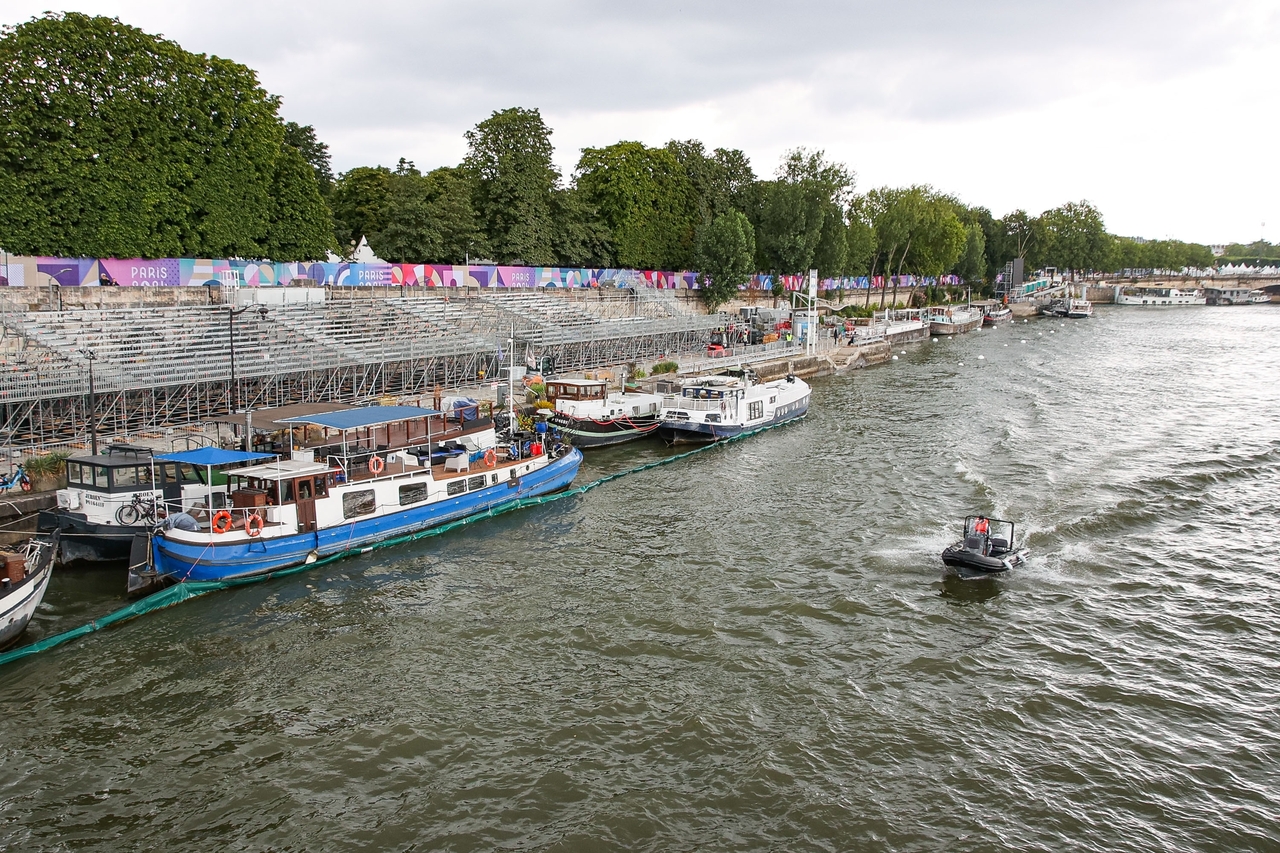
655,369,810,445
1114,284,1206,306
0,534,57,649
928,306,982,335
1205,284,1268,305
139,406,582,587
37,444,254,565
1066,297,1093,318
545,377,663,448
981,303,1014,325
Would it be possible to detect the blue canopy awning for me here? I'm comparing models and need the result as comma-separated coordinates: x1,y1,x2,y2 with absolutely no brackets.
154,448,278,466
278,405,443,431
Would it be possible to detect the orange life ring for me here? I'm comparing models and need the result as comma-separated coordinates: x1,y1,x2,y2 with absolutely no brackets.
246,513,264,537
211,510,233,534
484,448,497,468
368,455,385,475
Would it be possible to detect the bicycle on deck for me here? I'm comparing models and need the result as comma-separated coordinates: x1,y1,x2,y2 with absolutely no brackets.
115,493,166,525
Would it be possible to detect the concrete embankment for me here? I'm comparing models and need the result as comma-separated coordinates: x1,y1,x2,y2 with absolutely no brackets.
0,491,54,547
717,340,894,385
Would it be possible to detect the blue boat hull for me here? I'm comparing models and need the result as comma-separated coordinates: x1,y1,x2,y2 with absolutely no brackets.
153,448,583,582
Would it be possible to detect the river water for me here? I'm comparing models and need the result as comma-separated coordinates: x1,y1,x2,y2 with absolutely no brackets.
2,306,1278,851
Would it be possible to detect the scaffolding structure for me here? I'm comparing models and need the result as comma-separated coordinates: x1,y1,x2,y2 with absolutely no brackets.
0,289,723,451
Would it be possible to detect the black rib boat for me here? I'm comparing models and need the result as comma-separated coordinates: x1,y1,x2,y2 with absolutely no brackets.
941,515,1029,579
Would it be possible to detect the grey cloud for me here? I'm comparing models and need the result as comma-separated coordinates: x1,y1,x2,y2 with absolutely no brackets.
6,0,1267,173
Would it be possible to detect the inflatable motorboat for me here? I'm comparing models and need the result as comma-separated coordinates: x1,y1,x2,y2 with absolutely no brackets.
941,515,1029,579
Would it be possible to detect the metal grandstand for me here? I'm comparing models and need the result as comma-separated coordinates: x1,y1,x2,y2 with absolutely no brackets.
0,289,723,450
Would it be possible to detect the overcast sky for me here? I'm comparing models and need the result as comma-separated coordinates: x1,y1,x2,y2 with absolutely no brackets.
3,0,1277,244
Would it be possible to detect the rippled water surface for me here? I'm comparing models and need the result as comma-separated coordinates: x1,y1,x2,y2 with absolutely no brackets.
3,307,1279,851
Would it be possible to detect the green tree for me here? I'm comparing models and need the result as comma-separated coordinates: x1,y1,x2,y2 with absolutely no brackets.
550,186,613,267
0,13,329,259
1034,201,1110,272
755,149,853,276
664,140,757,229
263,144,335,261
368,160,441,263
283,122,334,197
463,107,558,265
695,211,756,311
946,204,989,285
845,196,876,277
421,166,482,264
1001,210,1036,265
812,204,849,279
575,141,696,270
330,166,393,257
1183,242,1214,269
862,186,965,306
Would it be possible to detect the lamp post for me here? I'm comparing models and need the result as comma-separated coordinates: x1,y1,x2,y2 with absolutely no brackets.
77,349,98,455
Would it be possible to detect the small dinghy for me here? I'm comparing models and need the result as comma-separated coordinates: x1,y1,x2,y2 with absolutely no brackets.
941,515,1028,579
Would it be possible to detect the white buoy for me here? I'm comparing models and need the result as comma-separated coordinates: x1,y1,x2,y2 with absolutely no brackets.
1021,339,1027,343
892,355,898,360
959,362,964,366
978,355,985,360
931,338,938,342
1004,343,1009,347
900,351,906,355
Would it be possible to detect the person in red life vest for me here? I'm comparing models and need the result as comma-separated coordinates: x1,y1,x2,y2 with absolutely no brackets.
974,516,989,535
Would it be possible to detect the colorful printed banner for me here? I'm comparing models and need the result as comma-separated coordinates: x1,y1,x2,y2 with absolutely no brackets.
1,255,962,292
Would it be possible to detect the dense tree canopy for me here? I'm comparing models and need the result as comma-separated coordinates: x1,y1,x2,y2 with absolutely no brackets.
695,211,756,311
0,17,1229,284
463,107,558,265
0,13,332,260
575,141,696,271
753,149,853,277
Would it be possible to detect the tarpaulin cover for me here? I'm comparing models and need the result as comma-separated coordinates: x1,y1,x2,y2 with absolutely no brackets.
279,405,443,431
155,448,278,466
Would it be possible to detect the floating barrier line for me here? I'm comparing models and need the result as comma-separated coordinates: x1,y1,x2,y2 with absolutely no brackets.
0,420,798,668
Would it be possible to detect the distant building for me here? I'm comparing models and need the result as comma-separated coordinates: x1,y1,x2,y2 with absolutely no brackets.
1210,244,1227,257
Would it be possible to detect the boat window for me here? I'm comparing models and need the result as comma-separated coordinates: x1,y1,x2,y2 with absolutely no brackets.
92,465,110,489
342,490,376,518
66,462,83,485
168,463,203,484
399,482,429,505
314,476,328,498
749,401,764,420
296,479,312,500
491,474,498,485
111,466,151,489
468,476,486,491
446,479,466,497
